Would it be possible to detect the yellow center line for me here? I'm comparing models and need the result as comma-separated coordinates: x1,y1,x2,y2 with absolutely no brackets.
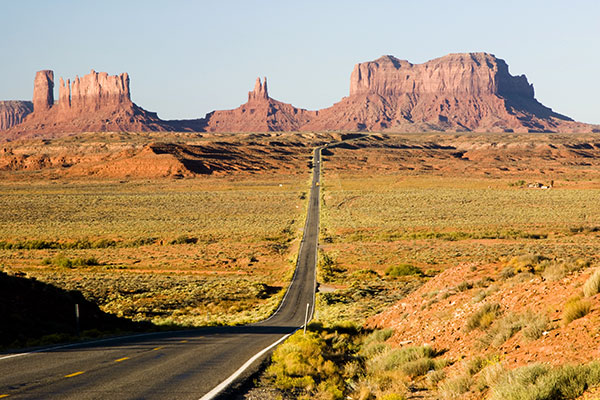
64,371,85,378
0,394,10,398
152,346,163,351
114,357,129,362
179,340,188,343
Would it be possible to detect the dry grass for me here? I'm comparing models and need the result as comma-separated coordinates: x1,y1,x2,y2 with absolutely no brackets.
0,176,309,326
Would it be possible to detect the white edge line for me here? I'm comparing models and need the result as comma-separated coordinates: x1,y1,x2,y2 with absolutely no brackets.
198,331,295,400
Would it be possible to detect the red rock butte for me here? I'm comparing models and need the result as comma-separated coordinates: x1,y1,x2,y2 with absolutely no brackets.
3,69,174,140
1,53,598,138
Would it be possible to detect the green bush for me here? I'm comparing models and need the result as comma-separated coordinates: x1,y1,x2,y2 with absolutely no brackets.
265,327,356,399
385,264,423,277
562,297,591,325
583,268,600,297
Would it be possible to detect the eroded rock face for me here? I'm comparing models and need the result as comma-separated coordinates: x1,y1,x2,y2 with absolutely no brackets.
0,101,33,130
33,70,54,112
349,53,534,98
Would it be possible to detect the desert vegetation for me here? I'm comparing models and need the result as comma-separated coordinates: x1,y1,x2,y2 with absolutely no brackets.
0,175,309,335
247,135,600,399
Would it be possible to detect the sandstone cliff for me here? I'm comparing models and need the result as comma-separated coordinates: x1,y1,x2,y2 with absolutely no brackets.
3,70,174,140
0,101,33,131
202,77,316,132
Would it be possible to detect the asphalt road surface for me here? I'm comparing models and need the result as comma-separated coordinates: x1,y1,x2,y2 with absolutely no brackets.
0,147,323,400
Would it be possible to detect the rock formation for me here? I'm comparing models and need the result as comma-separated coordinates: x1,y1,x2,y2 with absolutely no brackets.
0,101,33,130
3,70,175,140
199,53,593,133
202,77,316,132
303,53,579,133
32,70,54,112
2,53,596,138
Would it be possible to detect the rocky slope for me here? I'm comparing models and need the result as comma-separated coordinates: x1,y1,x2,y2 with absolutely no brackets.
0,101,33,130
2,69,175,140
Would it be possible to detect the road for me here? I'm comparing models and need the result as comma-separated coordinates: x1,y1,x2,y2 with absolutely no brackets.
0,147,323,400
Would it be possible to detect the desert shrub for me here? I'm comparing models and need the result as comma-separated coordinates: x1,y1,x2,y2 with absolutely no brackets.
385,264,423,277
265,327,361,399
583,268,600,297
427,369,446,387
505,254,550,275
360,329,393,358
475,276,494,288
401,358,435,378
52,254,72,268
351,269,380,282
489,362,600,400
479,312,525,347
319,251,345,282
169,235,198,245
520,312,550,341
476,362,506,392
366,345,444,385
466,303,501,331
457,281,473,292
542,259,589,281
465,356,486,376
438,374,473,399
41,254,100,268
266,332,334,392
72,257,100,266
562,296,591,325
472,284,499,303
499,266,516,280
128,237,157,247
480,310,550,347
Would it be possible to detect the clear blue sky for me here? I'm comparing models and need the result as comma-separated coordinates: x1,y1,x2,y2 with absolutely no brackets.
1,0,599,123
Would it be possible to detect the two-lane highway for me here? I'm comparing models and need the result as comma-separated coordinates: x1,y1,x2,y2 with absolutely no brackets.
0,147,324,400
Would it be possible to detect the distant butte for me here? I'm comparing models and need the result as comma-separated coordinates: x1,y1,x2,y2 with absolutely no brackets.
3,69,175,140
1,53,598,139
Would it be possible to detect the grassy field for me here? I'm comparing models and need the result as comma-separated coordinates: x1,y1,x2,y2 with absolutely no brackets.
320,173,600,276
0,175,310,327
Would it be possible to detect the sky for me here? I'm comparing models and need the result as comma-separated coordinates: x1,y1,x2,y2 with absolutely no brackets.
1,0,599,123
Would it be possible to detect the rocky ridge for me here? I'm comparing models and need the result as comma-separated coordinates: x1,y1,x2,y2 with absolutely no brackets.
1,53,597,137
